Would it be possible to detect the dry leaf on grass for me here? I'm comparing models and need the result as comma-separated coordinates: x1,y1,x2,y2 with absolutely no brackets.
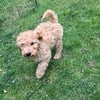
88,60,95,67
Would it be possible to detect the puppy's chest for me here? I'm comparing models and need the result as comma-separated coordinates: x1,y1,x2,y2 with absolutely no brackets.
34,48,49,62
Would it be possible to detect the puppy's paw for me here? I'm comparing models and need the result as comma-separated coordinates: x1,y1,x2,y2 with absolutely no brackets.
53,55,61,60
36,73,43,79
36,71,45,79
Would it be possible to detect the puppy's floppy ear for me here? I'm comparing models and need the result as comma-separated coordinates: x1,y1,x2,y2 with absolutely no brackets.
16,41,21,51
16,41,21,52
16,36,21,46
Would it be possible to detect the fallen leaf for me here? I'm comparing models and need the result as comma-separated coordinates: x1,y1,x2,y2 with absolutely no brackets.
88,60,95,67
81,48,88,53
0,68,2,72
4,90,7,93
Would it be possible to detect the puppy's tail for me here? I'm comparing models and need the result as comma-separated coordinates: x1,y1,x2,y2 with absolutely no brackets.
41,10,58,23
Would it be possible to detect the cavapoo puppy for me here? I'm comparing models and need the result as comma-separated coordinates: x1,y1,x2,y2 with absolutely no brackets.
17,10,63,78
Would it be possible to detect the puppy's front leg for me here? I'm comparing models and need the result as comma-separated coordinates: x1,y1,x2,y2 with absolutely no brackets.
36,61,49,79
36,46,51,79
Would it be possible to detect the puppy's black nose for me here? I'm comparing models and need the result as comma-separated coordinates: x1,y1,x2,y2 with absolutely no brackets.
25,52,31,57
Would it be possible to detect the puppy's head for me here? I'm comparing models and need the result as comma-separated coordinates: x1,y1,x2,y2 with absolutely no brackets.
17,30,42,57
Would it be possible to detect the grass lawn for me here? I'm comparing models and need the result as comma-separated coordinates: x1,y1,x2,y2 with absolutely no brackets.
0,0,100,100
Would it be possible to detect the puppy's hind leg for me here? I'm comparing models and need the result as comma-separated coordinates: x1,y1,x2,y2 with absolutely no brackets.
53,39,63,60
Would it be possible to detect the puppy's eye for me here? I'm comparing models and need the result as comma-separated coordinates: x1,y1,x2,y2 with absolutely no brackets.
21,44,25,47
31,42,34,45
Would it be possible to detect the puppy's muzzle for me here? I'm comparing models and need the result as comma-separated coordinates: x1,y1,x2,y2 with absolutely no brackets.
25,52,31,57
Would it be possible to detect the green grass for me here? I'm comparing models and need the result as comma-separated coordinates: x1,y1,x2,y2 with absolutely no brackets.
0,0,100,100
